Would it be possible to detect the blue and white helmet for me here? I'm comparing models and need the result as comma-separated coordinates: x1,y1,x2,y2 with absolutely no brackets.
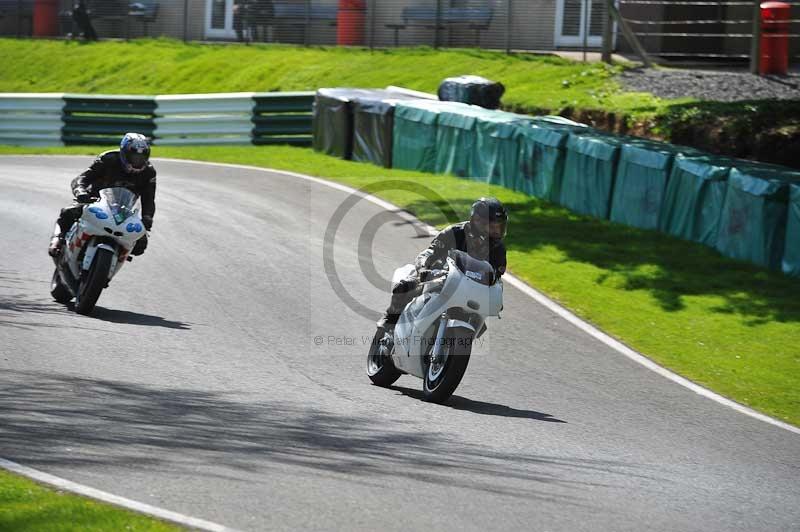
119,132,150,174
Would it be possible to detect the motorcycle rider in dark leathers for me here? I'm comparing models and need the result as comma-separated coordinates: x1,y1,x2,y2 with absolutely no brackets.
376,197,509,335
48,133,156,258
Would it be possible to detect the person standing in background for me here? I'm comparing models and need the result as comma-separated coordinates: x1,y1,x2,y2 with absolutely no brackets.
233,0,251,42
72,0,98,41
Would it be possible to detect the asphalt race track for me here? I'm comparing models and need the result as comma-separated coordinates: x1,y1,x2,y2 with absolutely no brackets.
1,156,798,531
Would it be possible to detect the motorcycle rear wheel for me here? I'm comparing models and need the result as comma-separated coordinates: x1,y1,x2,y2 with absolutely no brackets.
367,329,401,387
75,248,113,315
423,328,473,404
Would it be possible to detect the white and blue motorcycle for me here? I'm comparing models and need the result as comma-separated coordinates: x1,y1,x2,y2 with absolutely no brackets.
367,250,504,403
50,187,147,315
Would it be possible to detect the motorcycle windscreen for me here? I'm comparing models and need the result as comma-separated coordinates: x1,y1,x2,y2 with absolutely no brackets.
100,187,139,225
450,250,495,286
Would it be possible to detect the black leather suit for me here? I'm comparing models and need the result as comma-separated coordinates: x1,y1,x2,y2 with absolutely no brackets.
55,150,156,254
381,221,507,326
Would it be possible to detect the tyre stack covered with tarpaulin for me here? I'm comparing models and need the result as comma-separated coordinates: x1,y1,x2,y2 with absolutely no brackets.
313,88,425,160
561,131,625,219
783,184,800,276
610,140,701,231
471,110,532,188
715,164,800,271
435,105,501,178
392,100,474,173
659,154,739,247
351,92,424,168
515,118,588,202
437,75,505,110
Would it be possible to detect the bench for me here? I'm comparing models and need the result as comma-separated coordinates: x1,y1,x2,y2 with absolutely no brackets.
386,5,493,47
127,1,159,36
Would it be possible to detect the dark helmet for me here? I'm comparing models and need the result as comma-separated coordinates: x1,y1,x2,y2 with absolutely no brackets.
470,197,508,241
120,132,150,174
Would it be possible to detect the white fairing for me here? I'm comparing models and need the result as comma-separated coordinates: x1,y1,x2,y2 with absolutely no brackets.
390,255,503,379
61,187,145,283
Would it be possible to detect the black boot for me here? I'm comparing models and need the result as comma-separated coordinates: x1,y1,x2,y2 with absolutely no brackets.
376,312,400,337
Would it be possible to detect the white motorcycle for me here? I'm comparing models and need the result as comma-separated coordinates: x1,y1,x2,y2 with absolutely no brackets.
367,250,504,403
50,187,147,315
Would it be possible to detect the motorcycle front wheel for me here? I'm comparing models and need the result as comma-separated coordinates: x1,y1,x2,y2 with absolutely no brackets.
366,329,401,387
75,248,113,315
423,328,473,404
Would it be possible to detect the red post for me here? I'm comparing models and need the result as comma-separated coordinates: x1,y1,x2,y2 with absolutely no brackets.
760,1,791,75
32,0,59,37
337,0,366,46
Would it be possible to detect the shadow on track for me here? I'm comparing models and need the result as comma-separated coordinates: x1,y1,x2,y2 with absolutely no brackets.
389,385,567,423
91,306,192,330
0,371,654,504
0,292,190,331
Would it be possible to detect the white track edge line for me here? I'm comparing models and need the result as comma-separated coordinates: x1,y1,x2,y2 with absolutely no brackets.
153,157,800,436
0,458,239,531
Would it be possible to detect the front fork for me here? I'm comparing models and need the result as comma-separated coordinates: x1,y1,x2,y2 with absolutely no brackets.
430,314,449,365
430,312,479,366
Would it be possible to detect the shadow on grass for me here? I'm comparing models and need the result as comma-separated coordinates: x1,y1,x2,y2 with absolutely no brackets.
658,99,800,169
0,371,653,504
404,195,800,326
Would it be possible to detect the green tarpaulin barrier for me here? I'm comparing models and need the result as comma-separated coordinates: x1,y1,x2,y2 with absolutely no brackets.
392,100,470,172
561,132,624,218
715,164,800,270
659,155,737,246
610,140,697,231
783,184,800,277
472,111,532,188
435,105,500,178
516,121,588,202
313,88,406,160
352,94,421,168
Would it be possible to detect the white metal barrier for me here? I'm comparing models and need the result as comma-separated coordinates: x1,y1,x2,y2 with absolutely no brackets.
0,93,65,146
153,93,256,145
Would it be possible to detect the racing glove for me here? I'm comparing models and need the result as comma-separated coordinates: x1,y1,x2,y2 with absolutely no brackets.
142,215,153,231
75,190,92,203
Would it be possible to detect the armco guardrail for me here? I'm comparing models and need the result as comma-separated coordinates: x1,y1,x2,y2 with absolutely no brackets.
0,93,65,146
63,94,158,145
154,93,255,145
0,92,315,146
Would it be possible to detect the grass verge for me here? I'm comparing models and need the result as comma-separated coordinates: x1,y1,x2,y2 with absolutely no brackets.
0,38,660,115
3,144,798,426
0,469,180,531
2,38,799,167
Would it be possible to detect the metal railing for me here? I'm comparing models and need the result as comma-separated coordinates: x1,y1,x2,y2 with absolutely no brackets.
613,0,800,67
1,1,797,68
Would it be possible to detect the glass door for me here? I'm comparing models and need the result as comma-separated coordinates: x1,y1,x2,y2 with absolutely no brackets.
205,0,236,39
555,0,607,47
